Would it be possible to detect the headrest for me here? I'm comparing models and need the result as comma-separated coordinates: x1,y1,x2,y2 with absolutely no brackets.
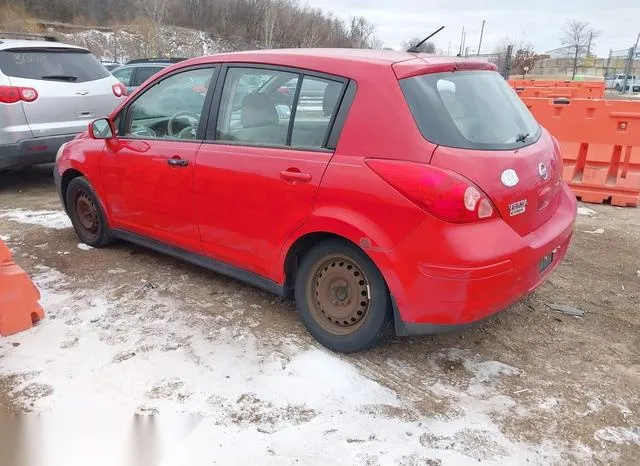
241,93,279,128
323,82,342,117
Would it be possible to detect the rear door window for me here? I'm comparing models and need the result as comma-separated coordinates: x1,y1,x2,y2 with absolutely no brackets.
400,70,541,150
216,67,298,146
112,67,134,86
132,66,164,87
291,76,344,149
0,48,109,83
214,67,346,150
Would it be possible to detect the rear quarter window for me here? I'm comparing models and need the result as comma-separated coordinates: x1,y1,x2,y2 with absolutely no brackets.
400,70,541,151
0,48,110,83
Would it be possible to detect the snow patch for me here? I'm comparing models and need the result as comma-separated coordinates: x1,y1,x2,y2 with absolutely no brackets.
0,209,71,230
77,243,94,251
0,266,560,464
577,206,597,217
594,427,640,446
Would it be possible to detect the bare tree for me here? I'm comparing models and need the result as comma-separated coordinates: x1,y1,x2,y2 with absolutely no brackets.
2,0,382,53
561,20,599,79
402,38,435,53
513,45,540,76
137,0,169,55
349,16,375,48
263,0,278,48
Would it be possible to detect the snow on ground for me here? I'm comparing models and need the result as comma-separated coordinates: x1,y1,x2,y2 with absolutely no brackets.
577,206,597,217
0,264,561,465
0,209,72,230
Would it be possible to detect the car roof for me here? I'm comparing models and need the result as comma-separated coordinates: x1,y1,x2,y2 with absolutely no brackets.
113,62,171,70
0,39,86,51
178,48,494,79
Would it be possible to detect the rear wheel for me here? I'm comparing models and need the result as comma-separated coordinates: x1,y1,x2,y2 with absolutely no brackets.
65,177,112,247
295,240,391,352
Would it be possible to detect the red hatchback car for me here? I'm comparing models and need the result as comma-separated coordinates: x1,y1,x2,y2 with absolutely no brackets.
55,49,577,352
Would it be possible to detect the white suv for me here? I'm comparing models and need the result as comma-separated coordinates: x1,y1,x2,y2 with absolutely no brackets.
605,73,639,92
0,34,125,170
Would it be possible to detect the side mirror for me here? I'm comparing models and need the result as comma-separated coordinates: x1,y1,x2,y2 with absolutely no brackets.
89,118,114,139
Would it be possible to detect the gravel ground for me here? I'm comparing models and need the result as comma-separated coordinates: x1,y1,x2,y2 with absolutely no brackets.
0,165,639,465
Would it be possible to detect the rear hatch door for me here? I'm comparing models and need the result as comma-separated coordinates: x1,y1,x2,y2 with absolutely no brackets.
399,68,563,236
431,132,563,236
0,47,120,137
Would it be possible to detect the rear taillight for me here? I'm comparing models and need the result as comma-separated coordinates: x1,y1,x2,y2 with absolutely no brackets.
112,83,127,97
0,85,38,104
365,159,499,223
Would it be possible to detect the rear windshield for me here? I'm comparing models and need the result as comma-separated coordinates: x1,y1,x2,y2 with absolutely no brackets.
400,71,541,150
0,48,110,83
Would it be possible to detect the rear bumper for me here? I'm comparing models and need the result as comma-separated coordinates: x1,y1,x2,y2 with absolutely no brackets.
0,134,76,170
374,184,577,336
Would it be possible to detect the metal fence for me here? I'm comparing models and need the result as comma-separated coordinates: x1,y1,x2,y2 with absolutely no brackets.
472,46,514,79
604,47,638,93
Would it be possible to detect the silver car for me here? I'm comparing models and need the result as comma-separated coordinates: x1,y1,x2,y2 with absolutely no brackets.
0,34,124,170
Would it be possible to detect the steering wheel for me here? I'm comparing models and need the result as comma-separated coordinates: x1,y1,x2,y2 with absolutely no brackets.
167,111,200,137
131,123,156,138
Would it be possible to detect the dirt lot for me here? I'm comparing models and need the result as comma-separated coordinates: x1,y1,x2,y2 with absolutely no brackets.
0,165,639,465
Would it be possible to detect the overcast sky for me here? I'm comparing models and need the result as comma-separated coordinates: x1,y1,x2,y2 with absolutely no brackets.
310,1,639,57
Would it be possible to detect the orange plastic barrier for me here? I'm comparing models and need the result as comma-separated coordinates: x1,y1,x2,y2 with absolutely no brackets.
515,86,603,99
523,98,640,206
0,240,44,336
509,80,605,99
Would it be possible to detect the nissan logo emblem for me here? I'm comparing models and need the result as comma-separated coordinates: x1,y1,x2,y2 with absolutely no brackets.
538,163,548,181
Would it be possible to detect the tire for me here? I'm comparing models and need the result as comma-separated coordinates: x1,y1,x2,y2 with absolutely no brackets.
295,239,391,353
65,176,113,247
615,84,621,92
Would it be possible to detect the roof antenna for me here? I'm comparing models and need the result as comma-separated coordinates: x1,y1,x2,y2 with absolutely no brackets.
407,26,445,53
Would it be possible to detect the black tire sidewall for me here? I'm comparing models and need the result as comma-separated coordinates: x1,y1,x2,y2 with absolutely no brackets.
65,177,111,247
295,240,390,353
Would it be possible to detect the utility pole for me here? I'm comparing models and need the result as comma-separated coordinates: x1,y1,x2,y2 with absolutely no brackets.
447,41,451,56
477,20,485,56
458,27,465,55
604,48,612,78
586,31,593,58
572,44,579,80
621,33,639,94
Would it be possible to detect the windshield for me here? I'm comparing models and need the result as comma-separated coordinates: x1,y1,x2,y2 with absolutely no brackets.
400,70,541,150
0,48,110,83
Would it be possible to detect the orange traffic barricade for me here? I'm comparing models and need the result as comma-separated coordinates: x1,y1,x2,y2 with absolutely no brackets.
0,239,45,336
523,97,640,207
509,79,605,99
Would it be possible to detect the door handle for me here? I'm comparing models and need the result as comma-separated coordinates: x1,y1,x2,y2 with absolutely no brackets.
167,157,189,167
280,169,312,182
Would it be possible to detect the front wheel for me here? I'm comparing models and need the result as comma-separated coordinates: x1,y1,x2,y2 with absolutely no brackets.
65,176,113,248
295,240,391,353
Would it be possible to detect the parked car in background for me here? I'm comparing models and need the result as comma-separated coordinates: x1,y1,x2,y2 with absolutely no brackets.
0,33,126,171
55,49,576,352
604,73,639,92
111,58,187,94
101,61,122,72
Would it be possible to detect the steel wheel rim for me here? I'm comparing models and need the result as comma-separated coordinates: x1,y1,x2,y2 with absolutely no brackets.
75,191,99,238
307,254,371,336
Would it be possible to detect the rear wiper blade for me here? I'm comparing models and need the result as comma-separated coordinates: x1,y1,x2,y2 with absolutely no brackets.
515,133,530,143
40,75,78,82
